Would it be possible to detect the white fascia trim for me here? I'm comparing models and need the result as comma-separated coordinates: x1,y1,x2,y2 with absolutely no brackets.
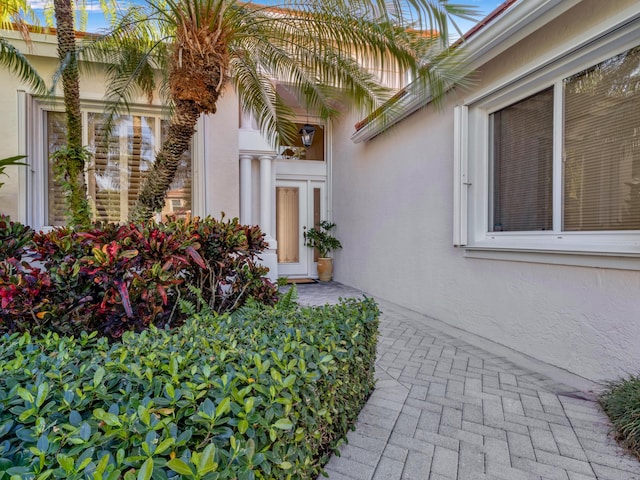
351,0,579,144
464,248,640,272
1,30,59,56
351,81,435,144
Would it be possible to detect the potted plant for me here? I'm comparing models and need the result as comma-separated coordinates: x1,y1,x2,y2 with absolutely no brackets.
304,220,342,282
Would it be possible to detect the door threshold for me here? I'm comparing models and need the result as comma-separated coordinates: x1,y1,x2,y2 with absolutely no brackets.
284,277,318,284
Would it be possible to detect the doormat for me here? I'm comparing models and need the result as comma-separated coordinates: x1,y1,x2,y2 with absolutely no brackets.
286,278,318,284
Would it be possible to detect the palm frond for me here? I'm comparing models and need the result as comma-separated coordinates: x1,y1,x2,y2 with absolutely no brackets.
80,5,172,141
231,51,298,146
97,0,479,219
0,0,39,32
226,1,467,145
0,37,47,95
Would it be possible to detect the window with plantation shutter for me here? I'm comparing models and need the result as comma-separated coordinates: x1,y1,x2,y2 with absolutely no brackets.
46,112,68,226
46,110,192,225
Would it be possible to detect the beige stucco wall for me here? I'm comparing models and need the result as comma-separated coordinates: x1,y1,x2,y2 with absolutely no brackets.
0,89,21,219
200,91,240,219
0,34,55,220
331,0,640,383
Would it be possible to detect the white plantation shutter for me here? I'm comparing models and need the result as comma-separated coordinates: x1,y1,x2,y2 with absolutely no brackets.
46,111,192,225
46,112,68,226
160,119,192,220
89,114,158,223
127,116,156,218
453,105,468,246
89,114,123,223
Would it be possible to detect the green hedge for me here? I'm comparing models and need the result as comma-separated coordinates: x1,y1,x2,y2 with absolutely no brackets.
0,294,379,479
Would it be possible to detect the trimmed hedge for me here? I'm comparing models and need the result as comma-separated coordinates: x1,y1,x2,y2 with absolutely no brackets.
0,294,379,479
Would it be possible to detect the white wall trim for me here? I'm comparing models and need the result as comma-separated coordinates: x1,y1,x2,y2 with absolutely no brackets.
460,0,582,71
16,91,28,223
464,247,640,272
452,105,468,246
463,10,640,106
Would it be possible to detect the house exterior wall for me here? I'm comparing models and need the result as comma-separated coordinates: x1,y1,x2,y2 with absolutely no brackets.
0,30,240,225
0,36,65,221
331,0,640,383
0,81,23,220
199,92,240,220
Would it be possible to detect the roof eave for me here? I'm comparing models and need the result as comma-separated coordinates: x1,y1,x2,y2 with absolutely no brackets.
351,0,581,144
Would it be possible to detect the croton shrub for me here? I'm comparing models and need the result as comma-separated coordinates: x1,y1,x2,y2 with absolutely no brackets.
0,216,277,338
0,215,34,261
0,295,380,479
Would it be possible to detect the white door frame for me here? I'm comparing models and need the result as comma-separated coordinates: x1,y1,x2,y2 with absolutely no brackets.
276,179,326,277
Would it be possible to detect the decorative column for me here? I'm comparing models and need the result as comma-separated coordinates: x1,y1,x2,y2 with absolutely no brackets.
259,155,273,236
259,154,278,281
239,154,253,225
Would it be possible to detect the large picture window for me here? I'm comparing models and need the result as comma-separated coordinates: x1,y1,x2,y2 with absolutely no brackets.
461,29,640,264
46,111,191,225
488,45,640,235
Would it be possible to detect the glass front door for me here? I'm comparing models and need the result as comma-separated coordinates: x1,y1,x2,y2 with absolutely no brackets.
276,180,325,277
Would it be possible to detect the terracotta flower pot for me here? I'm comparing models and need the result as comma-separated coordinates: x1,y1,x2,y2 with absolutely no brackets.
317,257,333,282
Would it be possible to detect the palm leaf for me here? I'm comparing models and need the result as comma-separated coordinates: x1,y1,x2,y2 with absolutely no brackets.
95,0,479,219
0,37,47,95
0,155,28,189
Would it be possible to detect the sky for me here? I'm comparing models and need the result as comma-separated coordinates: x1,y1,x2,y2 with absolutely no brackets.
27,0,506,38
450,0,505,39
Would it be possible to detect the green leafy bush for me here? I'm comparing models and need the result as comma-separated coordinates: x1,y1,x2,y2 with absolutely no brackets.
600,375,640,460
181,216,276,313
303,221,341,258
0,295,380,479
0,216,277,338
0,215,34,261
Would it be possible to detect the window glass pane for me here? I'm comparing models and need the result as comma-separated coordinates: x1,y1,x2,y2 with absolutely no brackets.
88,113,156,223
47,111,192,225
288,123,324,161
46,112,68,226
276,187,300,263
160,120,192,220
563,46,640,231
313,187,321,262
490,87,554,232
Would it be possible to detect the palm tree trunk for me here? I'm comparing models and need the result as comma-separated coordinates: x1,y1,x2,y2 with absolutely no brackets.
130,99,201,222
53,0,91,227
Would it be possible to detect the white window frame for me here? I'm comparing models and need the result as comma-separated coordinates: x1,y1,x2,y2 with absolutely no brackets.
458,17,640,270
27,98,203,230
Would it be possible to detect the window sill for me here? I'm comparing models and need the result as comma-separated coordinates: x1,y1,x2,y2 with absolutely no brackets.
463,245,640,271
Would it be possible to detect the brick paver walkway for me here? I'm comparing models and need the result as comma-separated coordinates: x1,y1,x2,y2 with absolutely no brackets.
288,282,640,480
